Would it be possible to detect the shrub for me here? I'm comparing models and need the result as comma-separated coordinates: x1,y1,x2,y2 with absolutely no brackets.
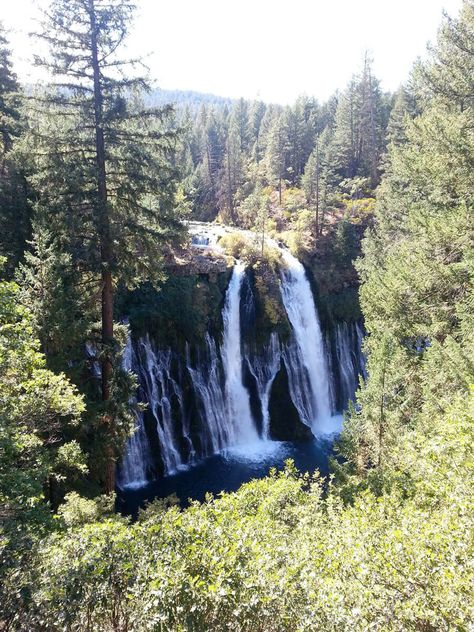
12,391,474,632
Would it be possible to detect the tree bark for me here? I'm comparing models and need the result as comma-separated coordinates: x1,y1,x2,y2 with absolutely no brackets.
226,147,235,223
89,0,115,493
378,366,386,468
315,136,320,236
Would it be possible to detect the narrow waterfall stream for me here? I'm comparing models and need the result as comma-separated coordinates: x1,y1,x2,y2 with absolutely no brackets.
185,334,229,455
335,322,360,410
220,262,259,445
245,333,281,440
117,248,366,509
117,338,151,489
279,250,334,433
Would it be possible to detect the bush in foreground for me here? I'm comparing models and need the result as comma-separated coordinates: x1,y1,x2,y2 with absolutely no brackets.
4,392,473,631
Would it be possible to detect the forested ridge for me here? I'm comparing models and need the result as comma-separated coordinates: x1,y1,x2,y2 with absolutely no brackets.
0,0,473,629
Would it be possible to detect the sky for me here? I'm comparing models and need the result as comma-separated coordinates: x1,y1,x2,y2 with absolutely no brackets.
2,0,464,104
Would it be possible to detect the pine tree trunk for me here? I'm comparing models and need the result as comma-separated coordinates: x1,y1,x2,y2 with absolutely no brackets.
315,138,320,236
226,149,235,223
89,0,115,493
368,68,378,188
378,366,386,468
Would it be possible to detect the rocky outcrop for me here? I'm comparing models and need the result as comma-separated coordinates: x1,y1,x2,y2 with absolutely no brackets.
268,363,314,441
165,247,230,279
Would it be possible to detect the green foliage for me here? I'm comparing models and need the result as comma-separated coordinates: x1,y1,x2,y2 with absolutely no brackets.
0,24,31,275
218,232,257,260
280,208,316,259
317,288,362,327
235,183,272,233
0,271,86,627
218,232,281,276
385,85,418,147
332,57,388,187
414,0,474,111
6,389,474,630
179,60,386,230
0,274,85,524
251,264,291,343
341,195,375,222
338,0,474,489
17,228,93,376
57,492,116,527
332,219,360,265
16,0,186,491
2,4,474,630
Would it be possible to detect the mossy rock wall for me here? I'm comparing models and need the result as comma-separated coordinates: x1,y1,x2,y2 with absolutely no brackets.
117,270,232,351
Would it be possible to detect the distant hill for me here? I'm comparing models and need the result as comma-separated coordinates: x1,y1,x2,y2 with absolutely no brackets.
146,87,235,111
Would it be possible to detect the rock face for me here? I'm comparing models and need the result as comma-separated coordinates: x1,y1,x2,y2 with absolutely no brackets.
268,363,314,441
165,247,230,278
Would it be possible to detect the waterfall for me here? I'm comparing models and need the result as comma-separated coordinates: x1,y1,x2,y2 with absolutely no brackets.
191,234,210,247
245,333,281,439
221,262,259,444
119,335,196,488
85,341,101,378
325,331,338,414
117,244,367,489
282,337,319,426
119,263,261,487
355,321,367,380
279,250,332,431
332,320,367,411
137,336,191,475
118,338,151,489
186,334,229,455
334,322,358,410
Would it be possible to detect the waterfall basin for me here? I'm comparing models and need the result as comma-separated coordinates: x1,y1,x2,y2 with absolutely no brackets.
117,424,342,517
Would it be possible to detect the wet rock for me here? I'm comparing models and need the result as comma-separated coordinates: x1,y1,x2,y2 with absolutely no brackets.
269,364,314,441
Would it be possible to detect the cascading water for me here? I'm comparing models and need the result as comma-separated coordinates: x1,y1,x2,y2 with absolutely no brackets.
355,321,367,380
245,333,281,439
221,262,259,444
330,320,367,411
334,322,358,410
118,338,151,489
118,262,263,488
282,337,318,425
325,332,338,414
186,333,229,455
136,336,190,475
279,249,333,433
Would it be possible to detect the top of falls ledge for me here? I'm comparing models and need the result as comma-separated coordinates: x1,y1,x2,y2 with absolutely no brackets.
164,222,231,277
160,220,363,330
165,221,268,277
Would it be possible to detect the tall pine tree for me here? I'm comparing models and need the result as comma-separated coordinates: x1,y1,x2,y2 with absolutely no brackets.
0,24,31,275
28,0,183,492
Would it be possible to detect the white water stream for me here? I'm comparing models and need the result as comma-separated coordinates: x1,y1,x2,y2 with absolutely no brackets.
221,262,260,444
279,249,335,434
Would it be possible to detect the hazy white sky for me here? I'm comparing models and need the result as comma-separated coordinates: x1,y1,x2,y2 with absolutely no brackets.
2,0,464,104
